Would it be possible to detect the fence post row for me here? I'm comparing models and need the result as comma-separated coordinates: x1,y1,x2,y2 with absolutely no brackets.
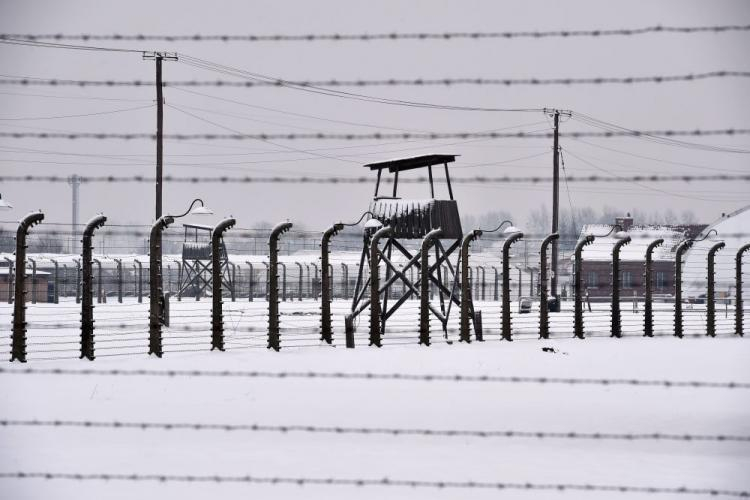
611,235,631,338
643,238,664,337
148,215,174,358
80,214,107,361
501,231,524,341
268,221,293,351
10,211,44,363
211,218,236,351
737,243,750,336
574,235,595,339
369,226,393,347
539,232,559,339
419,229,443,346
673,239,693,339
459,230,482,343
321,222,343,345
706,241,725,338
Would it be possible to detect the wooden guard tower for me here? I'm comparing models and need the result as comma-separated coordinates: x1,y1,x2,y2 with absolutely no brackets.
345,154,466,342
177,223,234,298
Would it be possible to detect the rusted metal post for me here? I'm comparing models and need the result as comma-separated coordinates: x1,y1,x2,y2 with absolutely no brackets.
245,261,254,302
211,218,236,351
321,223,343,345
268,222,292,351
419,229,443,346
369,226,393,347
539,233,559,339
148,216,174,357
706,241,725,337
674,239,693,338
459,230,482,343
80,215,107,361
574,235,595,339
501,231,523,341
643,239,664,337
11,211,44,362
736,243,750,336
611,235,632,338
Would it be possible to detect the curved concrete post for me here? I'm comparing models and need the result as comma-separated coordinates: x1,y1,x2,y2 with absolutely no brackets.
674,239,693,338
211,217,236,351
369,226,393,347
611,235,632,338
268,222,293,351
706,241,725,337
501,232,524,341
321,223,343,344
81,214,107,360
148,215,174,357
419,228,443,346
10,211,44,363
574,235,595,339
643,239,664,337
736,243,750,336
539,233,560,339
459,230,482,343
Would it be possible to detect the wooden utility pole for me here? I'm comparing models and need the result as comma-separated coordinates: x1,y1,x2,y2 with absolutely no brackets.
546,108,571,310
143,52,178,220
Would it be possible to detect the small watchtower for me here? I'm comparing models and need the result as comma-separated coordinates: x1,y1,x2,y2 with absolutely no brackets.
177,223,233,298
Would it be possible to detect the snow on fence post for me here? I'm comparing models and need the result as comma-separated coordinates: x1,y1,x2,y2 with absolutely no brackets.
50,259,59,304
114,258,123,303
80,214,107,361
211,218,236,352
574,235,595,339
459,230,482,343
10,211,44,363
706,241,725,338
539,233,559,339
369,226,393,347
148,215,174,358
674,239,693,339
501,231,524,341
294,262,303,302
419,229,443,346
736,243,750,336
611,234,631,338
245,261,254,302
74,258,81,304
643,239,664,337
268,222,292,351
321,223,343,345
4,256,13,304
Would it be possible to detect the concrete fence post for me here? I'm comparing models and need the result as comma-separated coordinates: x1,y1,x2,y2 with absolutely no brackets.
574,235,595,339
459,230,482,343
175,261,183,301
280,263,288,302
369,226,393,347
674,239,693,339
419,229,443,346
92,258,102,304
643,239,664,337
611,235,631,338
706,241,725,337
492,266,499,302
50,259,59,304
736,244,750,336
80,215,107,361
10,211,44,363
501,231,523,341
245,261,254,302
262,261,269,301
134,259,143,303
29,258,37,305
4,256,13,304
114,258,123,303
539,233,559,339
148,215,174,358
341,263,349,300
321,223,343,345
268,222,293,351
211,218,236,351
295,262,303,302
74,258,81,304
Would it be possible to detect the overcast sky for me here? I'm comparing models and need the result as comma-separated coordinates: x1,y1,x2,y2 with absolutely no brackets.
0,0,748,231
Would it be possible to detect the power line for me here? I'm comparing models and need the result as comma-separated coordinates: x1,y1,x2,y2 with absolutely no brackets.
3,71,749,87
1,419,746,442
0,37,143,54
1,367,747,389
2,25,749,42
0,104,153,121
0,128,748,141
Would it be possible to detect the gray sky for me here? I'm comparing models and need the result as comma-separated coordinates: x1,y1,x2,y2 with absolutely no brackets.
0,0,748,230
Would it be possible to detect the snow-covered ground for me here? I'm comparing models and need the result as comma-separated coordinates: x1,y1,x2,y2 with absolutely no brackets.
1,299,749,499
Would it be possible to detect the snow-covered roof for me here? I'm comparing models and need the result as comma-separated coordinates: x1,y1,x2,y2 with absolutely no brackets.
574,224,687,262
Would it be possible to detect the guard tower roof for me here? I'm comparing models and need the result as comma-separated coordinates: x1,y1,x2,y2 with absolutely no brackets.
365,154,457,173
